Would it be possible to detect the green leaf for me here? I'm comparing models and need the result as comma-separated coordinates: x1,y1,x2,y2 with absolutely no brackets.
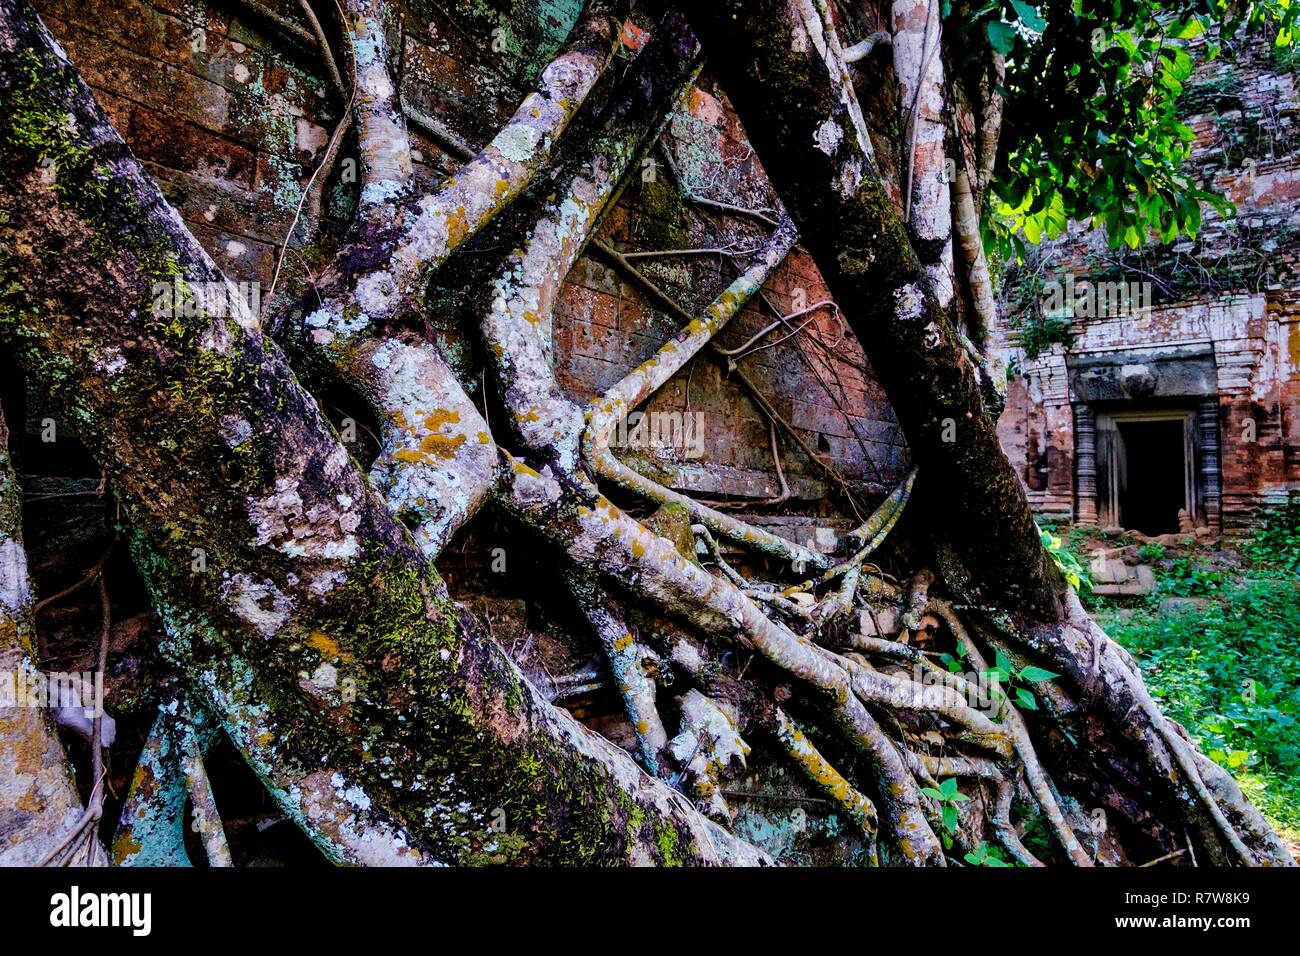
1019,666,1059,683
1015,688,1039,710
942,803,959,832
921,787,945,800
1023,212,1042,244
1170,18,1205,40
1009,0,1046,32
939,777,960,798
987,20,1017,55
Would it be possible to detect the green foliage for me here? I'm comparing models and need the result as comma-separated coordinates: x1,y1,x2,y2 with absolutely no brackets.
1244,500,1300,572
1160,553,1229,594
983,647,1059,711
964,841,1013,866
1010,310,1075,361
1038,521,1091,591
920,777,970,834
943,0,1297,259
1003,265,1076,359
1137,542,1168,563
1097,564,1300,832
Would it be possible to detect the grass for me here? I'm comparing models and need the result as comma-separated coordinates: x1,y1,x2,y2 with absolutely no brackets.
1088,504,1300,844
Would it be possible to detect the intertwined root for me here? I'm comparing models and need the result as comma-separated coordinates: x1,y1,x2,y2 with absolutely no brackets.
5,0,1289,868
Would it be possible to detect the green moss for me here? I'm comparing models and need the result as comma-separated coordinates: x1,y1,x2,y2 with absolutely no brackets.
654,818,683,866
1,49,144,258
4,51,104,202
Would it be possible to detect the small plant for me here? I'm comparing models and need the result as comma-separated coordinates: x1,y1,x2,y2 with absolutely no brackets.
984,649,1059,712
1244,501,1300,574
964,842,1012,867
920,777,970,834
1003,267,1078,360
1038,523,1090,591
939,641,969,674
1137,542,1166,563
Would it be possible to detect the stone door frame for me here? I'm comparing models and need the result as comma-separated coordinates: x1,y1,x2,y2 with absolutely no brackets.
1075,398,1221,530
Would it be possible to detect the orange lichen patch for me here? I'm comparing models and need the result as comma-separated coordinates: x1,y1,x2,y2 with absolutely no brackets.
446,207,471,248
111,831,143,862
424,408,461,431
621,21,650,50
307,631,343,660
477,431,490,444
495,179,510,196
688,86,724,125
4,715,48,775
390,408,468,464
127,760,152,797
523,310,541,325
394,431,467,463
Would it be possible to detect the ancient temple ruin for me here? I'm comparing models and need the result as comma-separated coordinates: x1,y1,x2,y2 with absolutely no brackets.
995,32,1300,538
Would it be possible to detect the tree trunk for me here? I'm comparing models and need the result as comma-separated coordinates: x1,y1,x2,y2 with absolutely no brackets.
0,0,1289,867
683,0,1291,866
0,0,764,866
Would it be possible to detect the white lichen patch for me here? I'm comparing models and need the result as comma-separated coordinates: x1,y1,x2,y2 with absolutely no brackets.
494,122,542,164
303,661,338,695
836,155,864,199
813,117,843,156
310,568,346,595
248,477,360,561
93,346,127,377
360,179,405,208
305,305,368,342
222,572,292,638
354,270,400,319
0,538,32,613
221,415,253,449
893,282,925,322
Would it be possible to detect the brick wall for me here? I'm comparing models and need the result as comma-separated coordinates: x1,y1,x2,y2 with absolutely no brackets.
33,0,907,519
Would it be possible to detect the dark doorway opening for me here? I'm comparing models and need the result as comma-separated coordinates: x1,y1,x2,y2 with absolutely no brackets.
1118,419,1186,535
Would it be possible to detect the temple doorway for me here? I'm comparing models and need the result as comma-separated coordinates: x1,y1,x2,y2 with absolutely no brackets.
1095,409,1198,534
